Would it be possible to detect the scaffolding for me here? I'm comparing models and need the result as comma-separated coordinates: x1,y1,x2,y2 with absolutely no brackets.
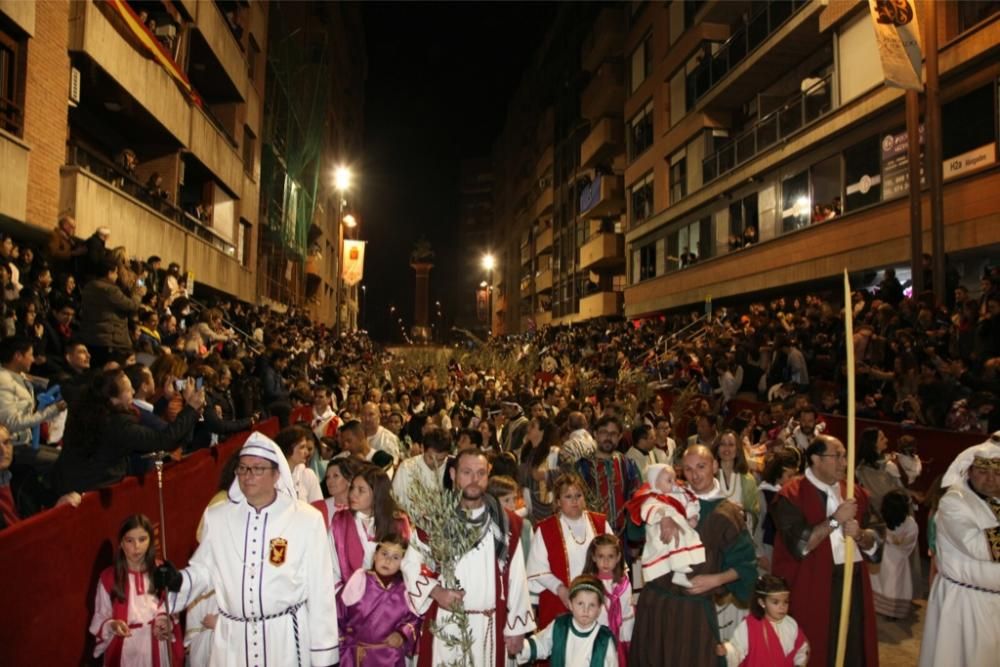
258,3,331,305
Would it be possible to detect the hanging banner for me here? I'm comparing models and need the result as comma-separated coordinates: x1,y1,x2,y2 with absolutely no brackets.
105,0,202,106
476,287,488,322
342,240,366,286
868,0,924,91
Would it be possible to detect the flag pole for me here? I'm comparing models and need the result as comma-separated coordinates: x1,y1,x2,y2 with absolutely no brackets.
834,270,857,667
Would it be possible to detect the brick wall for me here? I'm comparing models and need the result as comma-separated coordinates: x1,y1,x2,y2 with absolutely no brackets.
23,0,70,232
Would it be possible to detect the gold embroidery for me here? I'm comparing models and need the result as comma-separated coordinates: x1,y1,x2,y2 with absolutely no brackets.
985,527,1000,563
972,457,1000,473
269,537,288,566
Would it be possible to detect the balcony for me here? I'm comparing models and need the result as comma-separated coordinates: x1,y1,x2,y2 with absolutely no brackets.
520,242,532,267
520,276,533,298
582,7,624,73
579,232,625,271
579,174,625,219
536,268,553,293
189,106,244,196
535,185,554,218
0,131,29,223
581,61,625,121
535,225,553,254
703,73,832,184
686,0,819,114
60,162,252,301
305,253,322,277
69,0,192,143
535,146,554,180
579,291,623,319
190,0,247,100
581,117,625,170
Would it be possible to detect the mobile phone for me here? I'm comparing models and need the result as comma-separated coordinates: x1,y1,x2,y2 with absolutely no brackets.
174,379,185,392
136,278,145,287
196,377,204,391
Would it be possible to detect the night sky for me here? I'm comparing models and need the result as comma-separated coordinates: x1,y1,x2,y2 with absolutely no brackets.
360,1,556,342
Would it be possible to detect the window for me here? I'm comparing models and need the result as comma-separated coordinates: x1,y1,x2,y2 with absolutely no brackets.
809,155,841,223
780,170,810,232
629,33,652,94
238,220,252,266
628,172,654,226
669,151,687,204
0,19,26,137
942,83,996,161
639,244,657,281
844,136,881,211
728,192,759,247
242,125,256,175
958,1,1000,34
248,35,261,82
627,100,654,160
675,216,712,266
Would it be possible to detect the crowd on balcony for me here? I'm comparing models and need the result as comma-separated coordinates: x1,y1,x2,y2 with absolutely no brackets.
0,209,997,666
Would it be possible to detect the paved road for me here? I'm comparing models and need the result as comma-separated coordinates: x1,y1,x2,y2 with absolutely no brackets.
877,599,925,667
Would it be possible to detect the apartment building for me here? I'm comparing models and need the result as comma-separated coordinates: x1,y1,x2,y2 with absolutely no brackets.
0,1,269,302
258,1,366,327
490,3,603,334
623,0,1000,317
455,157,494,334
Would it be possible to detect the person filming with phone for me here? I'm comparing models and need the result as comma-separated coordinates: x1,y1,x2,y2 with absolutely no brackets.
53,370,204,494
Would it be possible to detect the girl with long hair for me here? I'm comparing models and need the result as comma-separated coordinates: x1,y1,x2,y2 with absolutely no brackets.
716,574,809,665
583,534,634,665
89,514,184,665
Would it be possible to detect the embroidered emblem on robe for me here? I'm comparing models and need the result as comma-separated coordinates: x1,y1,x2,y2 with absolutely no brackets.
269,537,288,566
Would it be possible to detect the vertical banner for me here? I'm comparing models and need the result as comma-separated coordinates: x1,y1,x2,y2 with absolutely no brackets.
476,287,488,322
868,0,924,91
342,240,366,286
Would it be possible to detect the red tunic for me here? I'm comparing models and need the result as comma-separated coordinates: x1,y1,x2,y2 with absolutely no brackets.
771,476,879,667
534,511,608,631
742,615,806,667
97,566,184,667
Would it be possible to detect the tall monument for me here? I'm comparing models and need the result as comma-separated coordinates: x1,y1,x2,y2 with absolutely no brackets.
410,238,434,343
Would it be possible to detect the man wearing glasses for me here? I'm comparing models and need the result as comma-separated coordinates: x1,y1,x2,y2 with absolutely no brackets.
155,432,339,666
771,435,883,667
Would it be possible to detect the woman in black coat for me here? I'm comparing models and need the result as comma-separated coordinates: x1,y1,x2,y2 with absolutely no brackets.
54,369,204,494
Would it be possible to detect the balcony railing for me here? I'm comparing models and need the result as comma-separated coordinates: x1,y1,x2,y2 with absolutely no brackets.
702,73,832,183
686,0,809,110
67,143,236,256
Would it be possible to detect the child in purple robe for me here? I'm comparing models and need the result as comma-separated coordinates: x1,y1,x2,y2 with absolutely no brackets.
340,533,422,667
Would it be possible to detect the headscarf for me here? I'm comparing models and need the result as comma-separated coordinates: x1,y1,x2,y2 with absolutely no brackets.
942,432,1000,488
645,463,671,489
228,432,296,503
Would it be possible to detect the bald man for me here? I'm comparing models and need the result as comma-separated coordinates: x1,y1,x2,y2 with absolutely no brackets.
630,445,758,667
361,401,401,464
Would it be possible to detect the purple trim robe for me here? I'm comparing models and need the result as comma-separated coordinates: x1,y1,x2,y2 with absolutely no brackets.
341,570,422,667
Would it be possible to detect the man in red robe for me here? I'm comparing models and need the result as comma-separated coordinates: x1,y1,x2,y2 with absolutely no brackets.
771,435,883,666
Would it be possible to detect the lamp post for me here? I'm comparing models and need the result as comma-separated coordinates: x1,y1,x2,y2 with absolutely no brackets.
482,253,495,337
333,166,352,334
360,284,366,330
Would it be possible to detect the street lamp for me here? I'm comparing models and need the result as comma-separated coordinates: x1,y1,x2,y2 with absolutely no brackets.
360,285,366,330
334,166,352,193
481,253,496,338
342,213,357,228
333,166,354,335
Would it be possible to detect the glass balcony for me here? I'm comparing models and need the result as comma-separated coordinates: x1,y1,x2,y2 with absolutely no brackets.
702,72,832,184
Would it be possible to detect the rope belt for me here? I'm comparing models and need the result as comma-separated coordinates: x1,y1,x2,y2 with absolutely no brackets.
466,608,496,665
219,600,306,665
943,573,1000,595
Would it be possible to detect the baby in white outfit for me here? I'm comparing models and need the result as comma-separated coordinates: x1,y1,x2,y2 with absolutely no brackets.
637,464,705,587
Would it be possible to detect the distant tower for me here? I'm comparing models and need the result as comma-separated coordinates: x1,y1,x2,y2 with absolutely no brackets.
410,239,435,343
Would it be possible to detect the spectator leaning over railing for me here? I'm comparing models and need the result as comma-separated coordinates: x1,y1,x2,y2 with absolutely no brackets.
53,369,204,495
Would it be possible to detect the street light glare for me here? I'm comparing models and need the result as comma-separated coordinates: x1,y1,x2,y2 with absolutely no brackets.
334,166,352,191
482,253,495,271
343,213,357,228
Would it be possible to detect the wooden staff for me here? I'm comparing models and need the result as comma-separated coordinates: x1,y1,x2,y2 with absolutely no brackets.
834,270,857,667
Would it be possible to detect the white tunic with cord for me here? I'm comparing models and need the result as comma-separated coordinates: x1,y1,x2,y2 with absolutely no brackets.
169,493,339,667
919,482,1000,667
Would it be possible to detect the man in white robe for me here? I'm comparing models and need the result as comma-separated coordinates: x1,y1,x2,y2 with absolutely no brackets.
919,433,1000,667
403,448,535,666
362,401,401,463
391,428,450,515
156,433,339,667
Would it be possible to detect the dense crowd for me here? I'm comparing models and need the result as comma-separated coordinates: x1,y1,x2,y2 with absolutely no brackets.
0,215,997,666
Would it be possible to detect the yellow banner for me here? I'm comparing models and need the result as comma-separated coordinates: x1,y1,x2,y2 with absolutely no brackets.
868,0,924,91
342,240,366,286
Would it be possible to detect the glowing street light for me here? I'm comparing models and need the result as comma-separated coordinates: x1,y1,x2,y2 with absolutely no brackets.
482,253,495,271
334,166,352,192
342,213,357,228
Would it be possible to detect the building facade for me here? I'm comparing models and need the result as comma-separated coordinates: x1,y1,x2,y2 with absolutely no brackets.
491,0,1000,332
623,0,1000,317
455,157,494,335
0,0,268,302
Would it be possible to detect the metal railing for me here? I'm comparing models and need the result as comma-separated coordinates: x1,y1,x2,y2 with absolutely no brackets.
685,0,809,110
67,143,237,257
702,72,832,183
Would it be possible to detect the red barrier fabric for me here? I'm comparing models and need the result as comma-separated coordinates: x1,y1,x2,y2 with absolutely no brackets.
0,415,287,666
